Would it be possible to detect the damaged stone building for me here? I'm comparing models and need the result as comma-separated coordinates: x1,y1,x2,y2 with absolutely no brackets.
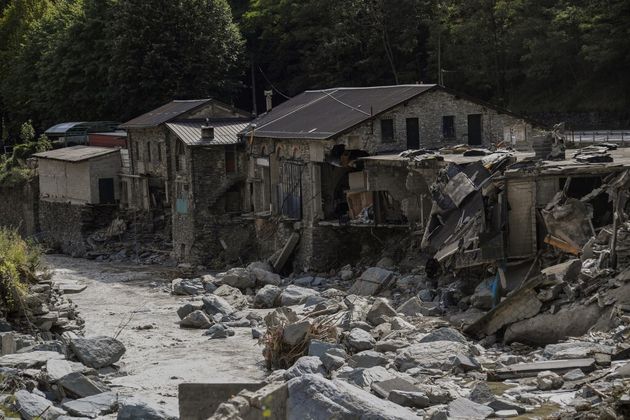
119,99,251,237
243,84,541,271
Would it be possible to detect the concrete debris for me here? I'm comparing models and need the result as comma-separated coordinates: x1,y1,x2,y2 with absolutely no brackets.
117,396,178,420
348,267,394,296
58,371,109,398
61,391,118,418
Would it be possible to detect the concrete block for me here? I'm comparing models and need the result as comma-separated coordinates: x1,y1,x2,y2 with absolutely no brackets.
178,382,263,420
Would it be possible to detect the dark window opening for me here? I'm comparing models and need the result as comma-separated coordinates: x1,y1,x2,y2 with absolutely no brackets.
381,119,394,143
146,141,152,162
442,116,455,139
134,141,140,161
157,144,162,162
98,178,115,204
225,146,236,173
559,176,612,228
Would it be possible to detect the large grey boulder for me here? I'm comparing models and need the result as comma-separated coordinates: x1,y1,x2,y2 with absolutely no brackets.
395,341,470,371
397,297,429,317
284,356,326,380
344,328,375,352
339,366,397,389
117,397,177,420
280,285,319,306
13,389,66,420
204,324,235,339
254,284,282,308
202,295,234,316
69,336,125,369
308,340,343,358
366,298,397,326
61,391,118,418
419,327,468,344
171,278,204,295
348,267,394,296
283,320,312,346
213,284,249,310
349,350,389,368
179,310,212,329
287,374,421,419
217,267,255,290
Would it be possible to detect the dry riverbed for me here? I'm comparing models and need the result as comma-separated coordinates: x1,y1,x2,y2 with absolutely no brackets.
44,254,267,414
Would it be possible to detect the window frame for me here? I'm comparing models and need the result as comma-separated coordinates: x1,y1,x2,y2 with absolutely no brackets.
442,116,456,139
380,118,394,143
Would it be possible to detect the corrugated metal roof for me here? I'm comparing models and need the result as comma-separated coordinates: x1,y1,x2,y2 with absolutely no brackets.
244,84,438,140
33,146,120,162
120,99,212,128
166,119,251,146
45,122,88,135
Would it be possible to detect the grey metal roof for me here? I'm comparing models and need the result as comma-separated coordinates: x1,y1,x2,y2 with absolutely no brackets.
120,99,213,129
33,146,120,162
45,121,121,135
45,122,88,135
166,119,251,146
244,84,437,140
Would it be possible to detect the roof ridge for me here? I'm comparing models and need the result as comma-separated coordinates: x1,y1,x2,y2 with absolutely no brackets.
305,84,436,92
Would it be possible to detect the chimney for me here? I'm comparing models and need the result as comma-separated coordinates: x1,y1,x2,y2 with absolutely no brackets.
201,119,214,140
264,90,273,112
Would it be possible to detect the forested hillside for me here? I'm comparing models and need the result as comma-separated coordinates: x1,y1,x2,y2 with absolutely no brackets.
0,0,628,138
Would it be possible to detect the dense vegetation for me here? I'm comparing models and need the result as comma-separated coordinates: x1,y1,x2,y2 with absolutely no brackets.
0,0,628,139
0,228,40,312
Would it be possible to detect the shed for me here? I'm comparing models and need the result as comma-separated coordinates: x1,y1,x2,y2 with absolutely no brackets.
34,146,122,205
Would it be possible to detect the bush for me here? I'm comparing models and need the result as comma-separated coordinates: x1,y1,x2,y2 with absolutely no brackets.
0,228,40,312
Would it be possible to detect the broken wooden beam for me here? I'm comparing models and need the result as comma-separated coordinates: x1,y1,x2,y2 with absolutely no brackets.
272,232,300,272
487,358,596,381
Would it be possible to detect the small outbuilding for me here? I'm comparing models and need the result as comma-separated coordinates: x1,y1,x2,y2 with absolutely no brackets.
34,145,122,205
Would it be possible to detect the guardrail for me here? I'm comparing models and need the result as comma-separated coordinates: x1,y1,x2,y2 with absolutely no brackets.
567,130,630,147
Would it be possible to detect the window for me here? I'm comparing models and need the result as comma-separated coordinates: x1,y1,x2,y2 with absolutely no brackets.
225,146,236,173
442,116,455,139
134,141,140,161
381,119,394,142
146,141,152,162
157,143,162,162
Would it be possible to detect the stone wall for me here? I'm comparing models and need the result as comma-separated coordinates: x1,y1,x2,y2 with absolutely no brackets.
39,201,117,256
0,178,39,237
128,127,170,178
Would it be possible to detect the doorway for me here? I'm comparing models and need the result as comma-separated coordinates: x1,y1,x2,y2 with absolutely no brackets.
98,178,115,204
406,118,420,149
467,114,482,146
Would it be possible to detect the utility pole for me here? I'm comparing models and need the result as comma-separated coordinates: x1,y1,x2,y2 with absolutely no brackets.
438,31,443,86
250,55,258,117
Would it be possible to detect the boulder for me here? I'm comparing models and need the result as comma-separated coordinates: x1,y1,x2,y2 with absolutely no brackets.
322,351,346,371
62,391,118,418
117,397,177,420
287,374,421,419
250,267,281,286
348,267,394,296
204,324,235,339
344,328,375,352
395,341,470,371
389,317,414,331
563,368,586,381
468,382,494,404
264,307,299,328
375,339,409,353
284,356,326,380
213,284,249,310
171,278,204,295
202,295,234,316
176,302,204,320
349,350,389,368
58,372,109,398
366,298,397,326
179,310,212,329
308,340,344,358
13,389,66,420
396,297,426,317
448,398,493,419
396,275,425,290
339,366,397,389
389,390,431,408
537,370,563,390
254,285,282,308
247,260,273,272
217,267,255,290
418,289,435,302
419,327,468,344
280,285,319,306
283,320,312,346
46,359,90,383
70,336,125,369
543,341,615,360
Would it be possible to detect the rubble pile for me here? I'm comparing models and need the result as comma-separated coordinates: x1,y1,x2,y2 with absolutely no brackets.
0,274,173,419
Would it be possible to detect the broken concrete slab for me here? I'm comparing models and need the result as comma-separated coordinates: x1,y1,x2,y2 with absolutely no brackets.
273,232,300,272
448,397,493,419
388,390,431,408
371,377,421,399
46,359,91,383
487,358,596,381
61,391,117,418
395,341,471,371
59,282,87,294
58,371,109,398
338,366,397,390
366,298,397,326
13,389,66,420
0,351,65,368
348,267,394,296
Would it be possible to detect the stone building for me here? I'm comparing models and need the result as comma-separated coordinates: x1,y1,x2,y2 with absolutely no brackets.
243,84,544,271
119,99,250,235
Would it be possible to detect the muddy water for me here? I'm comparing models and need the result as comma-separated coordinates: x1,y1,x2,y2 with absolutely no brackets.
44,255,267,414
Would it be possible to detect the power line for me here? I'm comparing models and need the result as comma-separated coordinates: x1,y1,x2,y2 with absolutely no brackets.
257,66,292,100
